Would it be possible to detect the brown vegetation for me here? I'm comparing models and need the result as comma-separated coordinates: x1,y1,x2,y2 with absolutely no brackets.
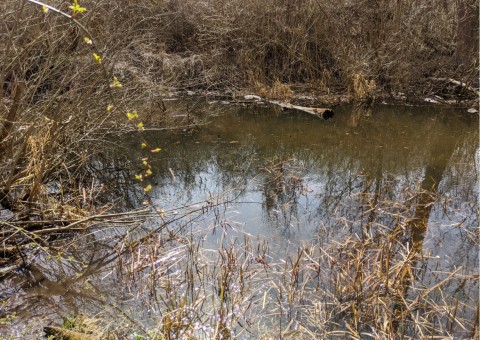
3,0,473,102
115,175,478,339
0,0,478,338
81,0,479,102
0,0,149,277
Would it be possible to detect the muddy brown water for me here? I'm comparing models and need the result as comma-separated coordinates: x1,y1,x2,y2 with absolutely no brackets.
1,102,478,338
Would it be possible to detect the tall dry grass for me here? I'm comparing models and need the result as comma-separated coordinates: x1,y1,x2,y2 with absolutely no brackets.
0,2,477,335
72,0,479,101
114,184,478,339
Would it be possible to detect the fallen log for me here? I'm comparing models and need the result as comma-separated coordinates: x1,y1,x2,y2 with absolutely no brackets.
268,100,334,120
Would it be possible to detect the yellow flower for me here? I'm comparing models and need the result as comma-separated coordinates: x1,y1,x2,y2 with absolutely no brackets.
106,104,113,111
69,0,87,14
141,142,147,148
110,76,122,88
93,53,102,64
137,122,144,131
42,5,49,13
142,160,149,167
84,37,93,45
151,147,161,153
144,184,152,193
145,169,153,176
135,174,143,181
126,112,139,120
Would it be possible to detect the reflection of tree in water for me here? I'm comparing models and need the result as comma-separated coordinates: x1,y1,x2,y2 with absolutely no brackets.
388,123,478,334
260,156,306,234
314,112,478,336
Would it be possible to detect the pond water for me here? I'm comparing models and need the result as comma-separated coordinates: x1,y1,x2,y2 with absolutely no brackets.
143,103,478,245
1,102,478,338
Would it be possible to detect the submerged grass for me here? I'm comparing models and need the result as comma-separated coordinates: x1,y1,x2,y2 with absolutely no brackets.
0,1,477,337
104,168,478,339
0,146,477,338
115,224,477,338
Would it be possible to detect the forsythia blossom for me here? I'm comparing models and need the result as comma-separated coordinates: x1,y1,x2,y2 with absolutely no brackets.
93,53,102,64
110,76,122,88
69,0,87,14
126,112,139,120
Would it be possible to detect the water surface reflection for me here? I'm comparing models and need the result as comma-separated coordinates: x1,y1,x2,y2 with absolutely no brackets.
1,103,477,338
143,104,477,247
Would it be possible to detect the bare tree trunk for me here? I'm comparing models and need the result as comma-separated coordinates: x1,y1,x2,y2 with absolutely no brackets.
456,0,479,66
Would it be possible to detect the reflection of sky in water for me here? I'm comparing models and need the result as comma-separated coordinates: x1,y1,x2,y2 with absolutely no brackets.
145,104,478,268
139,103,479,334
138,103,479,333
1,103,478,337
129,103,480,329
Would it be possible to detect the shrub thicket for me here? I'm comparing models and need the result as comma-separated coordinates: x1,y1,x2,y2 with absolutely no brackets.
86,0,479,99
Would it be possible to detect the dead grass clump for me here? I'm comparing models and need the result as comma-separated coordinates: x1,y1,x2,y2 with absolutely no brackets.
351,72,378,103
118,230,477,338
9,0,471,103
253,80,293,101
